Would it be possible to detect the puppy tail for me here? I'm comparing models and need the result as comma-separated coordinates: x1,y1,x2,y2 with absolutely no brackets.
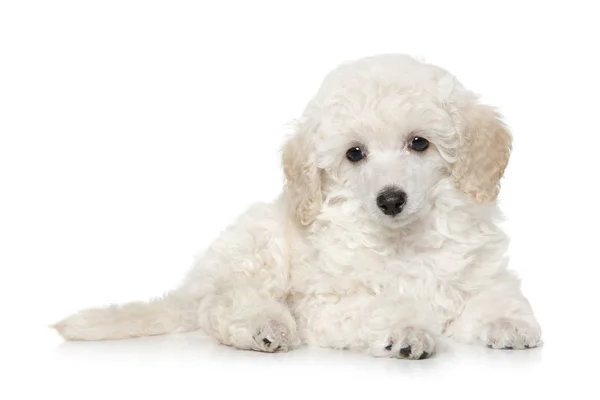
51,292,200,341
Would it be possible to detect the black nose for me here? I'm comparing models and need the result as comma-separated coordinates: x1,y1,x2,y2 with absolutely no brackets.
376,188,407,217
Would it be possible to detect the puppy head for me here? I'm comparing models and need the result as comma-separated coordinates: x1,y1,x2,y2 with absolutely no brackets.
282,55,511,228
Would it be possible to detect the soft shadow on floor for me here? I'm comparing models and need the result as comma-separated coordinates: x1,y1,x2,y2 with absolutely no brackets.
53,331,543,375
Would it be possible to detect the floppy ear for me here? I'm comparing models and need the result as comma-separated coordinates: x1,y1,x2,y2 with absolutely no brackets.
282,119,322,225
451,102,512,203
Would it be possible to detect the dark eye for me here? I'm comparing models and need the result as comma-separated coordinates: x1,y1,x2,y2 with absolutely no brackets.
346,146,366,162
409,137,429,152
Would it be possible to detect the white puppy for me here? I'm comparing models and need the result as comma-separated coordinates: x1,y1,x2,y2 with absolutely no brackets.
54,54,541,359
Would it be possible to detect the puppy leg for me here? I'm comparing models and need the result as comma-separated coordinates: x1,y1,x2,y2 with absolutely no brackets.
298,294,440,359
170,202,299,352
447,281,541,349
200,290,297,352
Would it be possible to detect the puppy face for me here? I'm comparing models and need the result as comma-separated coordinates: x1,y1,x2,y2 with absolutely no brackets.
314,93,453,228
283,55,511,228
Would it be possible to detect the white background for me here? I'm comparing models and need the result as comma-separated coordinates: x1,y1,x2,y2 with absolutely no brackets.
1,1,599,399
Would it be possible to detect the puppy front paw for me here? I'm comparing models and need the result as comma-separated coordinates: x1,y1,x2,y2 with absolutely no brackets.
252,320,293,353
373,327,435,360
481,318,542,349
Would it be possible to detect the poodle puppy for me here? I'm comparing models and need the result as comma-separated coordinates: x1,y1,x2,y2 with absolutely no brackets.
54,54,542,359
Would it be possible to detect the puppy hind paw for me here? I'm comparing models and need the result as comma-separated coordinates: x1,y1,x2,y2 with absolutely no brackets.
482,318,542,350
252,320,293,353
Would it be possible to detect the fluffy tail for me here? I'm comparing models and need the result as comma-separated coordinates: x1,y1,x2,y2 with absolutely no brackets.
52,292,200,341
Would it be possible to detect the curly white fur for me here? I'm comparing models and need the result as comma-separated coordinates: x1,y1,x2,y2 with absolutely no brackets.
53,55,541,359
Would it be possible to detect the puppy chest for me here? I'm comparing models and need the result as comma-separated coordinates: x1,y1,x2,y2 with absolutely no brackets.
293,244,434,295
290,236,468,320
